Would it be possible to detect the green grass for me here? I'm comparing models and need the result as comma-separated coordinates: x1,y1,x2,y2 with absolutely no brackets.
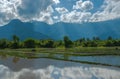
1,47,120,56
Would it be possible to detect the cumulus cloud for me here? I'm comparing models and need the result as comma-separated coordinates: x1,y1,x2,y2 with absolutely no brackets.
52,0,60,4
0,65,120,79
53,16,59,20
55,0,93,23
73,0,94,11
36,5,54,24
55,7,68,14
0,0,93,25
90,0,120,22
0,0,20,25
0,0,54,26
60,10,91,23
0,0,120,26
17,0,54,22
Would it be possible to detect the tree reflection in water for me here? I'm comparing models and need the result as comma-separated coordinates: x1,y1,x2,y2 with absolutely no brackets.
13,57,20,64
0,54,7,60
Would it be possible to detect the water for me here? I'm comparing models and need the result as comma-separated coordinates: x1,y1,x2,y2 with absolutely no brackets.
69,56,120,66
0,56,120,79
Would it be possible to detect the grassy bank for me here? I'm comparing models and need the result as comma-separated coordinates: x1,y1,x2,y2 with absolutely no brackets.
0,47,120,56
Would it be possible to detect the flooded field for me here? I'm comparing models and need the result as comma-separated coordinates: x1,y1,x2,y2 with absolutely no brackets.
0,55,120,79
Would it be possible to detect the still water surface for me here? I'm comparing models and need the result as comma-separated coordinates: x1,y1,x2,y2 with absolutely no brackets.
0,56,120,79
69,56,120,66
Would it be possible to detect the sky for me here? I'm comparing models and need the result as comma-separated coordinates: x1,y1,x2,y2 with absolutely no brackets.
0,0,120,26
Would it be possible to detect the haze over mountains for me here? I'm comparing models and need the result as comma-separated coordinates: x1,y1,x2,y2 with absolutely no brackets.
0,19,120,40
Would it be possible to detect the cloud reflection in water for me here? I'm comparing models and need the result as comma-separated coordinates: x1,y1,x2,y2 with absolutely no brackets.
0,65,120,79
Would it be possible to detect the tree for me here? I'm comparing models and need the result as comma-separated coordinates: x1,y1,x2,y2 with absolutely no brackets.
64,36,73,48
23,39,36,48
10,35,20,49
89,41,98,47
10,42,20,49
13,35,19,43
107,36,113,40
93,37,100,41
0,39,8,49
53,40,64,48
43,39,54,48
113,40,120,46
104,40,113,47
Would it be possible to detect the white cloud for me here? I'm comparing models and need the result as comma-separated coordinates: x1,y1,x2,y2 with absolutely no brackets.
34,5,54,24
53,16,59,19
52,0,60,4
0,0,20,26
73,0,94,11
0,0,54,26
90,0,120,22
0,65,120,79
17,0,53,21
0,0,120,26
73,0,83,10
60,10,91,23
55,7,68,14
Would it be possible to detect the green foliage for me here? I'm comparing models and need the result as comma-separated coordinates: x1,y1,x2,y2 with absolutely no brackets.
9,42,20,49
82,41,98,47
0,39,8,49
93,37,100,41
23,39,36,48
10,35,20,49
107,36,113,40
0,35,120,49
64,36,73,48
13,35,19,43
41,39,54,48
53,40,64,48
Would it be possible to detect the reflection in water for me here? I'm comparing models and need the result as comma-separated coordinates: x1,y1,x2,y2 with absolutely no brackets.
0,65,120,79
0,54,7,60
70,56,120,66
13,57,20,64
0,57,120,79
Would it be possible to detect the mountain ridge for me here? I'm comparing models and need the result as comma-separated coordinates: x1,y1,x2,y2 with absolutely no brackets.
0,19,50,40
0,19,120,40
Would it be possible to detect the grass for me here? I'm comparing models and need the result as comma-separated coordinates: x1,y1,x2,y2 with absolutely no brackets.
0,47,120,56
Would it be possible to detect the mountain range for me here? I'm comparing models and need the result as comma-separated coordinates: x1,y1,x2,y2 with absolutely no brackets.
0,19,120,40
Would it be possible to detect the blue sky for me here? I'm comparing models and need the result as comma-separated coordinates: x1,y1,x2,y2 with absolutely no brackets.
0,0,120,25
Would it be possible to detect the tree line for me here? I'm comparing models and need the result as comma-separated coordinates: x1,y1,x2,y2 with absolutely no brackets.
0,35,120,49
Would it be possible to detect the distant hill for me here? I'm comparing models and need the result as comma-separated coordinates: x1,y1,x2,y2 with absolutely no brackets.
0,19,50,40
34,19,120,40
0,19,120,40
